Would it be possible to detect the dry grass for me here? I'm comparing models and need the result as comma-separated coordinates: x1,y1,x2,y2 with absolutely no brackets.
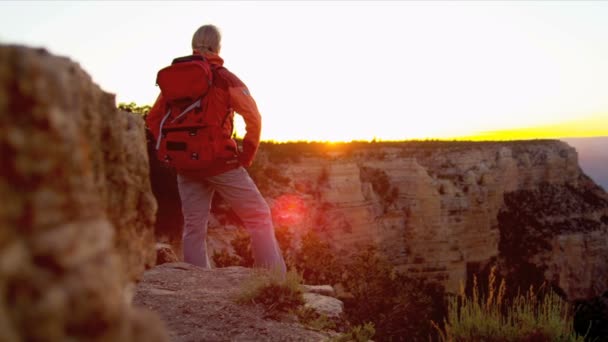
434,266,585,342
236,268,304,318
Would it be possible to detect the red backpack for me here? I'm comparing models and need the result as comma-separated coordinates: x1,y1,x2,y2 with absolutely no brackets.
154,55,237,171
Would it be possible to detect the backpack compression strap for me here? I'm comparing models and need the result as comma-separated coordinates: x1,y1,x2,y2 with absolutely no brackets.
155,98,202,150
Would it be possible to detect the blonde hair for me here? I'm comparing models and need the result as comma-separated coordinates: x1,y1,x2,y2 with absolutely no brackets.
191,25,221,54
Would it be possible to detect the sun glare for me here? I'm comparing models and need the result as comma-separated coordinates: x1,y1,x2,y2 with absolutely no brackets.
271,194,308,228
2,2,607,142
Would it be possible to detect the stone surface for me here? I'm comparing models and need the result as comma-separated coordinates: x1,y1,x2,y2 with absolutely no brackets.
301,285,336,297
133,263,332,341
0,45,165,341
303,293,344,319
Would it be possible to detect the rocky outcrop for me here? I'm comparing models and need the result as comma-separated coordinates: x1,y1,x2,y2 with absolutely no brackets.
133,263,335,341
146,137,606,300
302,293,344,319
156,243,179,265
222,141,608,300
0,46,164,341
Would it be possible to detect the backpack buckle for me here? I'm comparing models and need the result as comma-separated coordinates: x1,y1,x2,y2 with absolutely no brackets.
191,152,199,160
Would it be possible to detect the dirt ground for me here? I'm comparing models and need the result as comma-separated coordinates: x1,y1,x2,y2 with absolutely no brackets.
133,263,330,342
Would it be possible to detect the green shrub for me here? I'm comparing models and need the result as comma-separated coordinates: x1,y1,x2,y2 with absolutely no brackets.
293,231,342,285
275,233,447,340
340,246,445,341
237,269,304,319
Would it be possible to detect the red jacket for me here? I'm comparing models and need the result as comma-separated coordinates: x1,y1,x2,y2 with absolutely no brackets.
146,52,262,177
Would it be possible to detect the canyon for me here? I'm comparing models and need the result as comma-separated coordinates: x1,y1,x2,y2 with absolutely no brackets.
221,140,608,300
2,45,607,340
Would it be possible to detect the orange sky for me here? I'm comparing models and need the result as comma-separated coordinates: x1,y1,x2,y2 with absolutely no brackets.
456,113,608,141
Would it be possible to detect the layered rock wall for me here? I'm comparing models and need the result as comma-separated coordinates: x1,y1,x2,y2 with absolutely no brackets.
0,46,165,341
241,141,608,299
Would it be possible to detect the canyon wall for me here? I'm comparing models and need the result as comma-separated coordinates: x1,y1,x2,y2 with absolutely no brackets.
0,46,165,341
237,141,608,300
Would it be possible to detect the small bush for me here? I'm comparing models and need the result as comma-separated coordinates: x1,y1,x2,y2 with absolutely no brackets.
212,248,241,267
231,231,254,267
117,101,151,114
293,231,342,285
341,246,446,341
237,269,304,319
296,307,336,332
437,266,585,342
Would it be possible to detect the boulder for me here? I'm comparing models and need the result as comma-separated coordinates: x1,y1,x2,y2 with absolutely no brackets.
303,293,344,319
156,243,179,265
0,45,165,341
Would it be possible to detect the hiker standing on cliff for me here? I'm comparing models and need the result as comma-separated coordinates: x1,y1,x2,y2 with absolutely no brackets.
146,24,286,275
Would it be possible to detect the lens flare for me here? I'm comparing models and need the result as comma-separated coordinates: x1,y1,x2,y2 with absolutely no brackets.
271,194,307,227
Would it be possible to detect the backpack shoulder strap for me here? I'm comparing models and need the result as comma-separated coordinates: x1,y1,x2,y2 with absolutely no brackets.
171,54,205,64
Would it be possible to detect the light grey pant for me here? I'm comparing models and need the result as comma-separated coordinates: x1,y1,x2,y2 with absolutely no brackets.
177,167,286,275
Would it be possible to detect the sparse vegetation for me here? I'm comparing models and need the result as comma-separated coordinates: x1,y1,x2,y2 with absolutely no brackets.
340,246,446,341
293,231,342,286
435,266,585,342
211,230,254,268
237,269,304,319
117,101,151,114
360,167,400,213
210,140,599,340
295,307,336,332
221,229,446,340
212,248,241,267
246,162,291,196
496,183,606,295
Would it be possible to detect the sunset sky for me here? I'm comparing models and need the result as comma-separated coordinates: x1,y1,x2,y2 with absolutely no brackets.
1,1,607,142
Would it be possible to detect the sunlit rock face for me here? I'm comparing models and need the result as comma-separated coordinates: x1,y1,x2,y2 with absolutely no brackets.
243,141,608,300
0,45,165,341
